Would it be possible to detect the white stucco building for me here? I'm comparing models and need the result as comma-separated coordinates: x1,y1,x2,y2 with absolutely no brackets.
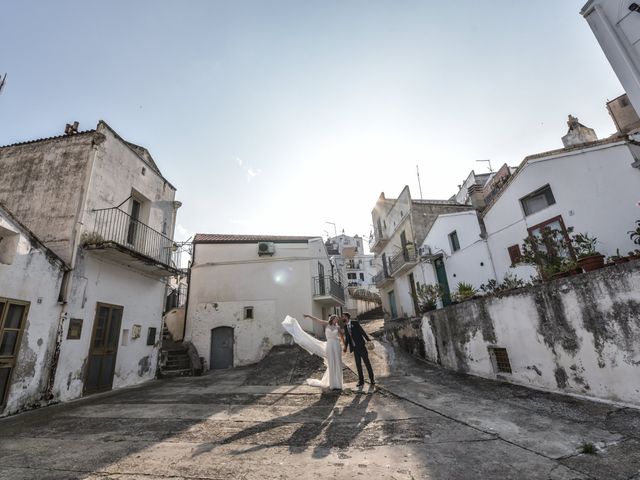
483,124,640,281
369,186,472,319
0,121,181,415
0,204,68,415
325,234,379,318
185,234,345,369
418,211,497,303
582,0,640,113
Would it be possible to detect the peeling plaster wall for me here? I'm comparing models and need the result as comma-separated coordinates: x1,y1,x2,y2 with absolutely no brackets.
0,134,95,264
387,261,640,407
83,124,177,238
190,301,278,368
186,239,335,368
53,252,165,401
0,212,64,417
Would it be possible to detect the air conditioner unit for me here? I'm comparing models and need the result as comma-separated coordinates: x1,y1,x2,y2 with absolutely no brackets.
418,245,432,258
257,242,276,256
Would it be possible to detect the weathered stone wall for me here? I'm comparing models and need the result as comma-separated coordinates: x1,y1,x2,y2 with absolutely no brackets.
0,133,96,264
384,260,640,407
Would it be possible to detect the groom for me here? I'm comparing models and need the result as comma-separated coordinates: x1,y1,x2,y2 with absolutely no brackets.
342,313,375,387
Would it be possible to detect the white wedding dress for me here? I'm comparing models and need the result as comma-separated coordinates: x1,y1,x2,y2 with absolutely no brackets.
281,315,343,390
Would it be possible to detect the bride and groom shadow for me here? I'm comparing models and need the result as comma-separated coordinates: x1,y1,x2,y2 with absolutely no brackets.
192,389,377,459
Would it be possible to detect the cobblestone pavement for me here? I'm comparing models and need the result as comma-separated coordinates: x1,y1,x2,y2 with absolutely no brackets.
1,331,639,479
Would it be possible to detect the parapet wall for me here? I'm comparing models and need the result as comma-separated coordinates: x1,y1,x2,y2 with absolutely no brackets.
383,260,640,407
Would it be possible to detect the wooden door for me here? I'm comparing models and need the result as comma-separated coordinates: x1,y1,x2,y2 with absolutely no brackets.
0,299,29,408
435,259,451,306
84,303,122,395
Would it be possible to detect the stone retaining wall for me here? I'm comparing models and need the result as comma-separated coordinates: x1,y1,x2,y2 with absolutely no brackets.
383,260,640,406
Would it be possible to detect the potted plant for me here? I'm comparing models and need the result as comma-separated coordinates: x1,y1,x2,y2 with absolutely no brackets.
452,282,477,303
628,249,640,261
629,220,640,247
520,227,581,280
416,283,442,312
571,232,605,272
608,248,629,265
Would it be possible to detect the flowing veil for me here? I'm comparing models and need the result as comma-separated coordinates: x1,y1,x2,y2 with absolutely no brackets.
281,315,330,388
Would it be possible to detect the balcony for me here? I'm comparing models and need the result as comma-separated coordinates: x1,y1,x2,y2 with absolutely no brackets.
369,229,389,253
312,276,345,306
373,270,393,288
389,247,418,276
82,207,182,277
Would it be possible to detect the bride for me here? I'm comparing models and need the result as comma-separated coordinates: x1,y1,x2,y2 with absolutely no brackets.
281,314,345,391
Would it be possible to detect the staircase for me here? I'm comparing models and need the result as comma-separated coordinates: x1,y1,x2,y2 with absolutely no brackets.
357,306,383,321
160,345,191,377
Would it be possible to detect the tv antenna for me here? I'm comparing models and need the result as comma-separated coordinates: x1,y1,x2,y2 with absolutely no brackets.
476,159,493,172
0,74,6,95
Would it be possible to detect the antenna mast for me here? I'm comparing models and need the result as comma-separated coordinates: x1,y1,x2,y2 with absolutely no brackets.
416,165,423,200
0,74,6,95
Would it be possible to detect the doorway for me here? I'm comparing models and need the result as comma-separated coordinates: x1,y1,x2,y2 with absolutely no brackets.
434,258,452,306
388,290,398,318
0,299,29,408
84,303,123,395
127,198,141,245
210,326,234,369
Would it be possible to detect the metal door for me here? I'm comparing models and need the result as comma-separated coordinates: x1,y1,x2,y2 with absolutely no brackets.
211,327,234,369
0,299,29,408
388,290,397,318
435,258,452,306
84,303,122,395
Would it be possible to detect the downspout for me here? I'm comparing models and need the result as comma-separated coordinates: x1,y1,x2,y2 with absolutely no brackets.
181,243,194,342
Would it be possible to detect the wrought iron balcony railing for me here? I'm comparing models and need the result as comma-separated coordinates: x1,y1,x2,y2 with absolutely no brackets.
372,270,392,287
312,276,346,303
389,247,418,275
84,207,180,272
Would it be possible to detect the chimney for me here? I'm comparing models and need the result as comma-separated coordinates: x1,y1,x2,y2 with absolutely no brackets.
561,115,597,147
467,183,486,211
64,121,79,135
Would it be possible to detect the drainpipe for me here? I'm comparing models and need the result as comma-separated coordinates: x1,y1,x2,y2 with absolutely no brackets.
181,244,194,342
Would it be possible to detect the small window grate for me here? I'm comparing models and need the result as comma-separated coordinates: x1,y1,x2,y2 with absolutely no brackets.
489,347,512,374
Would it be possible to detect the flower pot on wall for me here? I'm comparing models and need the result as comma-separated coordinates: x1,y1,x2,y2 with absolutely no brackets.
578,254,605,272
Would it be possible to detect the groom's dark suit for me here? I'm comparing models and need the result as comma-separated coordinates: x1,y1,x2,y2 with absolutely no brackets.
343,319,375,386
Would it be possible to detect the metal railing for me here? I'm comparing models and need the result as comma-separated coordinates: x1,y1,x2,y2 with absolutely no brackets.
389,247,417,274
372,270,391,286
86,207,179,270
312,276,345,303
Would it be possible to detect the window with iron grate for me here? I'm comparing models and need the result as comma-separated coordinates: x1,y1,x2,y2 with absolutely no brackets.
489,346,512,374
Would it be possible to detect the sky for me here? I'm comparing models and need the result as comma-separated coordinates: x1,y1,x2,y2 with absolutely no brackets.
0,1,624,251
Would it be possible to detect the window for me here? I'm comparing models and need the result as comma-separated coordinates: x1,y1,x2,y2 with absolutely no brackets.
67,318,83,340
527,215,573,260
520,185,555,216
507,245,522,265
359,273,364,281
244,307,254,319
146,327,157,346
347,273,357,280
449,231,460,252
489,347,512,374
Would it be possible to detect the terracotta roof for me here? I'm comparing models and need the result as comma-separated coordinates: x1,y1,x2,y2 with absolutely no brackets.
193,234,319,244
0,129,95,149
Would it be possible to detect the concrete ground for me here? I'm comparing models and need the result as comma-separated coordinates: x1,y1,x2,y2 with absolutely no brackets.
1,326,640,480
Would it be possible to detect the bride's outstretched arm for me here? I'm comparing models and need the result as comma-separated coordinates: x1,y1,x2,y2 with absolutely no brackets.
303,314,327,325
